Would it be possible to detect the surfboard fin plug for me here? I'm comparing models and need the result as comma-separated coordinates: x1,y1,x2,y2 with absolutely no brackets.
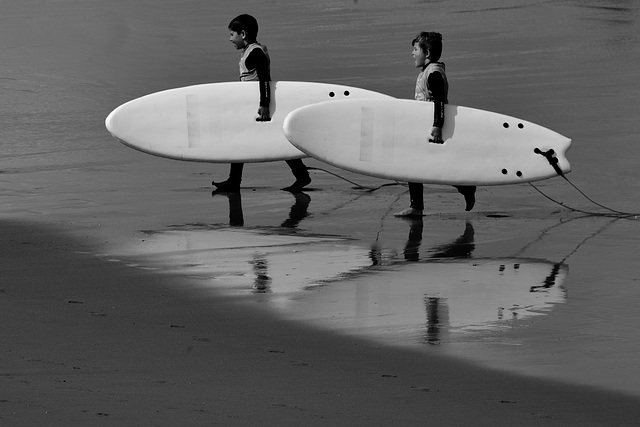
534,148,564,177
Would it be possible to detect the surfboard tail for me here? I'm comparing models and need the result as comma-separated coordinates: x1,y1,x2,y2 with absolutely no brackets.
532,134,572,180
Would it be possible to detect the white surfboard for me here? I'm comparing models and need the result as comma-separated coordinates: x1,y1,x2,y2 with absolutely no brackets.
105,81,393,163
283,98,572,185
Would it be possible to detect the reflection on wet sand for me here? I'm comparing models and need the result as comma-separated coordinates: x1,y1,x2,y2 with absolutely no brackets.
211,191,313,293
401,220,565,345
275,220,567,346
106,181,581,347
425,297,444,345
251,254,272,293
211,190,311,229
281,192,311,228
211,191,244,226
116,197,568,346
118,191,371,294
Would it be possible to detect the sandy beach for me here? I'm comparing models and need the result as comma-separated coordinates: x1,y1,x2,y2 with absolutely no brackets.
3,217,640,426
2,0,640,425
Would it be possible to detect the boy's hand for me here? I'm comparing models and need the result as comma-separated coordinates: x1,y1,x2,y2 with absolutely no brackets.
429,126,443,144
256,106,271,122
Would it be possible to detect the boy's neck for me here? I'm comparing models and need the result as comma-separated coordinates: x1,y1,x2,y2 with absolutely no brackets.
423,60,441,70
242,40,257,50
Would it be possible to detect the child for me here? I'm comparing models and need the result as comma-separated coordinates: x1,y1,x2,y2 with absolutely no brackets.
212,14,311,193
394,32,476,217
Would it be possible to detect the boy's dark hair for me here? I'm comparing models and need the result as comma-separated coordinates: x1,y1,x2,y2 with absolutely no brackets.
229,14,259,40
412,32,443,62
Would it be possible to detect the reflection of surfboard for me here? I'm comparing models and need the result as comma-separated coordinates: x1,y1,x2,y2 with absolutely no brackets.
274,259,568,342
105,82,393,163
283,99,572,185
114,228,372,294
113,226,566,340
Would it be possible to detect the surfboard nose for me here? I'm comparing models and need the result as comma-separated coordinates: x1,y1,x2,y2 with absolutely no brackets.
105,105,130,136
105,109,115,134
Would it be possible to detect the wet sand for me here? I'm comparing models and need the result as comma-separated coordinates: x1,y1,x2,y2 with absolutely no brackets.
2,159,640,425
3,217,640,426
2,0,640,424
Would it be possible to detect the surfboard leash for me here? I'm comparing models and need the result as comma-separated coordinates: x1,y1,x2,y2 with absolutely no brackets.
308,154,638,218
307,166,404,192
532,148,639,218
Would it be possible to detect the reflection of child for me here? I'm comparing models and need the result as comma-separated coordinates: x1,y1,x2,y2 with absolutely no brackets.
212,14,311,193
394,32,476,217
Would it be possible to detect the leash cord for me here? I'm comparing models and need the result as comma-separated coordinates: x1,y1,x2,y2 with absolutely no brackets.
532,148,638,218
309,157,639,219
307,166,405,192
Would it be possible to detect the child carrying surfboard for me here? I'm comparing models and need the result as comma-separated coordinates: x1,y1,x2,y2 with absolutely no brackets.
212,14,312,193
394,32,476,216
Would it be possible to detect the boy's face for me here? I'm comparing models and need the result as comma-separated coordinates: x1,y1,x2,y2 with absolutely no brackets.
412,43,429,68
229,30,246,50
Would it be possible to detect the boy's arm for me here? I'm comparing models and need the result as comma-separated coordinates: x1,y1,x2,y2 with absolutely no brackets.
427,72,446,143
245,49,271,121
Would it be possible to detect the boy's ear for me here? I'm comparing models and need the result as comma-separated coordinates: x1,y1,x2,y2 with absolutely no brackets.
240,30,247,39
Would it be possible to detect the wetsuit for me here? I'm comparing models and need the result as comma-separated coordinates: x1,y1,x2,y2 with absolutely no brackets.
409,62,475,211
224,43,309,189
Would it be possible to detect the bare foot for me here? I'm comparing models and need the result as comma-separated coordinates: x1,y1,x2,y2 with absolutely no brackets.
282,176,311,192
393,208,424,217
454,186,476,211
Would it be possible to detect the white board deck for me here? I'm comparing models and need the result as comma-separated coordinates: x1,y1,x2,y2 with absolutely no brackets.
105,81,393,163
284,99,572,185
